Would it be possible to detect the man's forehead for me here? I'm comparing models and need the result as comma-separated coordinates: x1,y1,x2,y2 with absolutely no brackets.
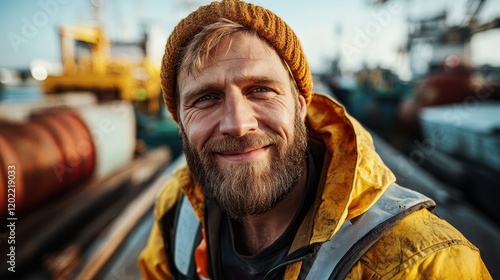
178,32,284,82
185,32,275,69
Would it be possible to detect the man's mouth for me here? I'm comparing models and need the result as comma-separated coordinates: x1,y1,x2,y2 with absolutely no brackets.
216,145,271,162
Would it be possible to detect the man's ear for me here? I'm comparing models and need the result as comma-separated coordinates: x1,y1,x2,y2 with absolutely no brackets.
298,94,307,120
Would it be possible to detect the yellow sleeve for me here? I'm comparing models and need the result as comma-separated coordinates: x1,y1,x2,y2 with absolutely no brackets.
346,209,493,280
137,167,188,280
392,245,492,280
138,221,173,280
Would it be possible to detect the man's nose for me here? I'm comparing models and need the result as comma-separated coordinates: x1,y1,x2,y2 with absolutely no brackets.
219,92,258,137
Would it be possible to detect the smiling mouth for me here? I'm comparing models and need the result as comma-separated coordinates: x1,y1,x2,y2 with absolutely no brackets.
216,145,271,162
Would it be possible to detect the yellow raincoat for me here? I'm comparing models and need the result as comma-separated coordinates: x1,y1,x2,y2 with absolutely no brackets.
138,94,491,279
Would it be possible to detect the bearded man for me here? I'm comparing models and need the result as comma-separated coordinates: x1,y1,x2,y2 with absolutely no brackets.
139,1,492,279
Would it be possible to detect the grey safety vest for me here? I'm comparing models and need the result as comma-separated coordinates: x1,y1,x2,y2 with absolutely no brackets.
169,183,435,280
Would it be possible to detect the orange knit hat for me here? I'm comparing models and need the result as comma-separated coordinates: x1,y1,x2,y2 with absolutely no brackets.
161,0,313,122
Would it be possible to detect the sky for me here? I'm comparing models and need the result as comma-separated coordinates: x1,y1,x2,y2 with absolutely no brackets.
1,0,499,75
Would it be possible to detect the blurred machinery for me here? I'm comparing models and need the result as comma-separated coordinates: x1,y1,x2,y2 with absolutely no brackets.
397,0,500,146
39,20,182,158
43,24,161,114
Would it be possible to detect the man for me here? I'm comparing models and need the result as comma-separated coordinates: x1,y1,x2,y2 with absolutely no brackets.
139,0,492,279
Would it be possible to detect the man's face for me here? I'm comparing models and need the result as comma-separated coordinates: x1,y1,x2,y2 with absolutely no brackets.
178,32,308,219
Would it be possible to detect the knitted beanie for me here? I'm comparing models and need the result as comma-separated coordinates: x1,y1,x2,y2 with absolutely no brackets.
161,0,313,122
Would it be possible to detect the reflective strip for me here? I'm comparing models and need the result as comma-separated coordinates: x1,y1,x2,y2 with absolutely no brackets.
305,184,434,280
174,195,201,276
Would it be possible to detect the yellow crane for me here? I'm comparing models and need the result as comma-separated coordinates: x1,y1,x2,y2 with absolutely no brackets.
43,24,161,114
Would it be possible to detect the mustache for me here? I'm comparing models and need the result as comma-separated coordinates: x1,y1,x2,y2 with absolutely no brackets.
202,133,280,154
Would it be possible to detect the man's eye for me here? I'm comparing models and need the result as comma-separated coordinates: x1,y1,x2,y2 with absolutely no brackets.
193,95,217,108
250,87,276,99
196,95,214,103
253,87,269,93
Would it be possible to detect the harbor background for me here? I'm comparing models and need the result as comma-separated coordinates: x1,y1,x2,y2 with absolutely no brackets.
1,0,499,279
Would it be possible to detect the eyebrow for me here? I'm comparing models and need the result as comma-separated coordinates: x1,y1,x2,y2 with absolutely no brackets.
234,74,279,85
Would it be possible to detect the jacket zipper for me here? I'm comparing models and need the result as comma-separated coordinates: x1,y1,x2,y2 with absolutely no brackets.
263,244,320,280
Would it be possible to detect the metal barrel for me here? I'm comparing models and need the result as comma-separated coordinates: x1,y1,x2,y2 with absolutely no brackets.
0,109,96,217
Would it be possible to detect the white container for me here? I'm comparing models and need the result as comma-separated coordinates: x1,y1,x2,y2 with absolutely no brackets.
75,101,136,178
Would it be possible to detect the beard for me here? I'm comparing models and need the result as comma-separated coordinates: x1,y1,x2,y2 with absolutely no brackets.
180,107,308,220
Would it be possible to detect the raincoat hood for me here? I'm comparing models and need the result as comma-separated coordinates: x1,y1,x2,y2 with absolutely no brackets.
306,93,396,242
